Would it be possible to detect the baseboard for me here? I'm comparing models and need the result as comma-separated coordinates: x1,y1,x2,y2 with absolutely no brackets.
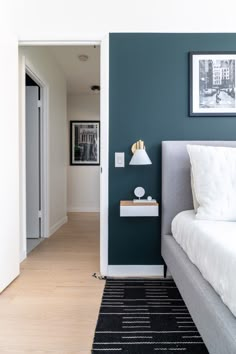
107,265,164,277
20,249,27,263
49,215,68,236
67,206,100,212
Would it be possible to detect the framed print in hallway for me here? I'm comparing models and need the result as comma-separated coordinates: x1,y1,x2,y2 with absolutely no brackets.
70,121,100,165
189,52,236,116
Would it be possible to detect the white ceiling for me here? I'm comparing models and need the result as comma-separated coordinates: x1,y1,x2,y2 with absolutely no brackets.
48,45,100,95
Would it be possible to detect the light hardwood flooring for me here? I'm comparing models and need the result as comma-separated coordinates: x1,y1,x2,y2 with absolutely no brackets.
0,212,104,354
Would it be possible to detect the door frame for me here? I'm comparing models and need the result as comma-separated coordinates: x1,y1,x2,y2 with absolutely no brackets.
18,36,109,275
19,56,49,260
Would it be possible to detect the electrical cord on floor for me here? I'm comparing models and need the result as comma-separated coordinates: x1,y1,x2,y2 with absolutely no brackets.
92,272,107,280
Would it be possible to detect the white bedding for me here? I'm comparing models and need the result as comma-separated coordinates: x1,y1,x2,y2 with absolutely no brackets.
171,210,236,317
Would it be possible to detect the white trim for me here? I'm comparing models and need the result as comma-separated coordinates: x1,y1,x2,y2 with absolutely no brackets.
49,216,68,236
25,63,50,239
100,34,109,276
19,55,27,261
67,207,100,213
19,35,109,276
20,59,50,247
107,265,164,277
19,57,50,262
18,39,101,46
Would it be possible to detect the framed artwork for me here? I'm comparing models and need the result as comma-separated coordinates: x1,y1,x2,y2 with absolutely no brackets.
70,121,100,165
189,52,236,116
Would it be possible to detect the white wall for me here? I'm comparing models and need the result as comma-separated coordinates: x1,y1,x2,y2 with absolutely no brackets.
67,94,100,212
14,0,236,38
0,30,20,291
19,46,67,259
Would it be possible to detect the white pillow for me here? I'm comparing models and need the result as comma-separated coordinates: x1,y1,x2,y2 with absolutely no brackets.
190,168,199,213
187,144,236,221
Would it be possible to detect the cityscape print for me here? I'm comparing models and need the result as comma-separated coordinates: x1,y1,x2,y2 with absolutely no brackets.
199,59,235,109
70,121,100,165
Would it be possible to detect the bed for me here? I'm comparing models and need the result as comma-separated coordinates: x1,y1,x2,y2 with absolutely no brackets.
161,141,236,354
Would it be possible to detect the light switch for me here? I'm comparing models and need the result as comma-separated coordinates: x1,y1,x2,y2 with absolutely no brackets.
115,152,125,168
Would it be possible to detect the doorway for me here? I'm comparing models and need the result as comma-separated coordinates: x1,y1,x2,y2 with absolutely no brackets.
0,37,109,295
18,38,109,278
25,71,46,254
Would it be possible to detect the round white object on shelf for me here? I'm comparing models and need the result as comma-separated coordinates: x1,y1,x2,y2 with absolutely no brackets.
147,196,152,201
134,186,145,199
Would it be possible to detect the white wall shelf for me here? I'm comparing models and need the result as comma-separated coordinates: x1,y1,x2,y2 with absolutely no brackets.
120,200,159,217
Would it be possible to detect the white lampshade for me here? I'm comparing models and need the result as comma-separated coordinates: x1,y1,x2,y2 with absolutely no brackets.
129,149,152,165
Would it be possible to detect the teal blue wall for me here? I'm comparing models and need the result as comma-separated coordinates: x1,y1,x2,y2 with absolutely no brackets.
109,33,236,265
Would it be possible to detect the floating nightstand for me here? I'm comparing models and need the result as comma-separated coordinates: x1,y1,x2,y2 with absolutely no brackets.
120,200,159,217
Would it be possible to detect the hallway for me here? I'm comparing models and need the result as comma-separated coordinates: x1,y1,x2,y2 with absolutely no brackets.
0,213,104,354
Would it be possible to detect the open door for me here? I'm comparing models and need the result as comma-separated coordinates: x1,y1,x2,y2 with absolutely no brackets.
26,86,41,239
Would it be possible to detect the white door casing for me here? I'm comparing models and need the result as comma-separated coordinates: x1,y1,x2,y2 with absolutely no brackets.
100,34,109,276
19,59,49,262
26,86,40,239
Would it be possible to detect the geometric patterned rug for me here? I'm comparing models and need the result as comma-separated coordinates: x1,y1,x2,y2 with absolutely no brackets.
92,278,209,353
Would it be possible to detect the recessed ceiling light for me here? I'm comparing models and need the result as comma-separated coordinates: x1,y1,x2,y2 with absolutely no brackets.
78,54,89,62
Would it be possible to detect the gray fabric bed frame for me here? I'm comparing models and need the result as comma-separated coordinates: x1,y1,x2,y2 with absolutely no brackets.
161,141,236,354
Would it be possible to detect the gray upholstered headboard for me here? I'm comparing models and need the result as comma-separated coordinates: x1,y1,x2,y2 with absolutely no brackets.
161,141,236,236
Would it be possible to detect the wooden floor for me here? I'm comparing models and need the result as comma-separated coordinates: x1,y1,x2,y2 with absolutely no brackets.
0,213,104,354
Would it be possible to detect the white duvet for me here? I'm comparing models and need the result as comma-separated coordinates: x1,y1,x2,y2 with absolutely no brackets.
171,210,236,317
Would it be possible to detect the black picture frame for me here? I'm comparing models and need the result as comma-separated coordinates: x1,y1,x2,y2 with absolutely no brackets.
70,121,100,166
189,51,236,117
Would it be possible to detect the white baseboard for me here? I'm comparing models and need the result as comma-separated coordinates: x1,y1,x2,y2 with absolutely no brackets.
107,265,164,277
20,249,27,263
49,215,68,236
67,206,100,212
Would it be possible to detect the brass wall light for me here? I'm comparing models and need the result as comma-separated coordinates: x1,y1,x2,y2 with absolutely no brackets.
129,140,152,165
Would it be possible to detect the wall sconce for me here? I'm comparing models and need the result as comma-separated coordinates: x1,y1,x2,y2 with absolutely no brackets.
129,140,152,165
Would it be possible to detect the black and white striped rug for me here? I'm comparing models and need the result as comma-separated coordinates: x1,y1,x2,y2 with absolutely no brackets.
92,278,209,353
